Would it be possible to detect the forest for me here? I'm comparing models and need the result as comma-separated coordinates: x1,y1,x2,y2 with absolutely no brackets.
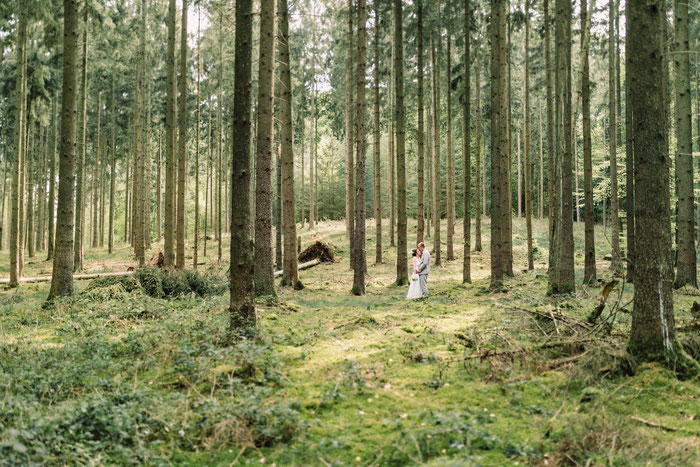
1,0,700,464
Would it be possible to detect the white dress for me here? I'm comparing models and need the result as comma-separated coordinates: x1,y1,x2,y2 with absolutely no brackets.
407,257,422,299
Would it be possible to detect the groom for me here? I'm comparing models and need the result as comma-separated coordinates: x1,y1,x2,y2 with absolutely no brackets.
415,242,431,297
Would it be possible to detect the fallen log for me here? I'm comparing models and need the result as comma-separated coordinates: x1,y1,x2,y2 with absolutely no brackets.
273,259,321,277
0,270,135,285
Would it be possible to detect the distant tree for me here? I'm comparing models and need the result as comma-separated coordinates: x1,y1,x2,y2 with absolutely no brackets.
176,0,188,269
608,0,620,272
73,6,88,272
394,0,408,286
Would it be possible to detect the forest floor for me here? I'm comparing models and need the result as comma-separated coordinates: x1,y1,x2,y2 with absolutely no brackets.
1,218,700,466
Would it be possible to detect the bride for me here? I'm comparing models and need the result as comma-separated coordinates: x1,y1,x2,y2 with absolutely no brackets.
407,249,423,299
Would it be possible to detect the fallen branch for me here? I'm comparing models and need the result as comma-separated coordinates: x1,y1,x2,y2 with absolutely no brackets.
273,259,321,277
0,270,135,285
630,416,677,432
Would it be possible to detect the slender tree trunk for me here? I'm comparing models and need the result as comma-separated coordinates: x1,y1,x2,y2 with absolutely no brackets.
628,0,698,375
463,0,471,282
524,0,533,271
175,0,188,269
133,0,146,266
164,0,176,267
74,10,88,272
36,124,46,252
574,128,579,223
517,131,521,218
0,156,7,252
352,0,368,295
431,33,441,267
545,0,556,284
394,0,407,286
389,28,395,249
309,40,317,231
27,123,35,259
109,74,116,254
124,147,130,243
345,0,355,262
92,92,101,248
490,0,506,289
673,0,695,288
144,82,151,250
474,38,482,252
446,23,455,261
230,0,256,330
254,0,277,296
416,0,425,244
279,0,300,288
193,10,201,269
609,0,620,271
502,15,513,276
626,26,635,283
582,0,595,284
373,4,382,263
539,104,543,218
275,139,282,269
552,0,574,293
49,0,79,299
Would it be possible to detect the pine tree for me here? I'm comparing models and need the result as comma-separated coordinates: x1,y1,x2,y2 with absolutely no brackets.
176,0,188,270
462,0,471,283
523,0,533,271
73,7,88,272
164,0,177,267
373,4,382,264
133,0,146,266
582,0,596,284
608,0,621,272
345,0,355,266
416,0,425,244
394,0,408,286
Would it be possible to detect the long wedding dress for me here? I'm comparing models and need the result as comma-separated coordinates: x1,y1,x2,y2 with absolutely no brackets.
407,256,422,299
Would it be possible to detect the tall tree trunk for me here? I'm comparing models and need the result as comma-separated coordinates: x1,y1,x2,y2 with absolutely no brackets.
582,0,596,284
545,0,556,284
373,4,382,263
389,26,395,248
193,9,201,269
552,0,574,293
431,33,441,267
463,0,471,282
0,155,7,252
157,126,162,244
523,0,533,271
49,0,79,299
502,16,512,277
628,0,699,376
625,28,635,283
352,0,368,295
673,0,695,288
74,9,88,272
309,38,317,231
254,0,277,296
37,124,46,252
517,132,521,218
416,0,425,244
345,0,355,262
538,104,543,218
446,22,455,262
474,37,482,252
133,0,146,266
490,0,506,289
608,0,621,271
231,0,256,330
109,74,116,254
125,146,130,243
92,92,101,248
27,123,35,259
164,0,177,267
176,0,188,269
279,0,300,288
275,139,283,269
394,0,407,286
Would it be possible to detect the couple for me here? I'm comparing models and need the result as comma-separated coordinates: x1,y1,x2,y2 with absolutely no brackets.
407,242,430,300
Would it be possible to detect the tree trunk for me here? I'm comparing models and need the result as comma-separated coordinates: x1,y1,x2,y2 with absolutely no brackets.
37,124,46,252
133,0,146,266
463,0,471,283
373,4,382,264
673,0,695,288
625,29,635,283
279,0,300,288
92,92,101,248
176,0,188,269
193,11,201,269
474,36,482,252
627,0,698,376
552,0,574,293
523,0,533,271
254,0,277,296
609,0,621,272
545,0,556,285
502,17,512,277
431,33,441,267
490,0,506,289
48,0,79,299
27,123,35,259
394,0,407,286
109,74,116,254
416,0,425,244
389,26,395,249
230,0,256,330
74,10,88,272
446,23,454,262
352,0,367,295
538,104,543,218
345,0,355,262
124,146,130,243
517,131,521,219
275,139,283,270
164,0,177,267
582,0,596,284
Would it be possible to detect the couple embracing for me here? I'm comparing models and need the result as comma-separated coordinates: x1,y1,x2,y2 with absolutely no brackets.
407,242,430,300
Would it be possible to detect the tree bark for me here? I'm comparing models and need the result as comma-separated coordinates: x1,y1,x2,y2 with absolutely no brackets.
628,0,698,376
545,0,556,285
609,0,621,272
194,9,202,269
133,0,146,266
474,36,482,252
48,0,79,299
431,33,441,267
446,22,455,262
352,0,368,295
373,4,382,264
345,0,355,264
91,92,101,249
582,0,596,284
109,74,116,254
231,0,256,331
27,122,35,259
673,0,695,288
523,0,533,271
394,0,408,286
416,0,425,244
164,0,176,267
176,0,188,269
463,0,471,283
74,9,88,272
279,0,300,288
254,0,277,296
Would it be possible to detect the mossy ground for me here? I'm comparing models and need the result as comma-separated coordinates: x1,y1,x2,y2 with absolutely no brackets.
1,218,699,465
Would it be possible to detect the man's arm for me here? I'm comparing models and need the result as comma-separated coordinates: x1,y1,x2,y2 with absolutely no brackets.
418,252,430,272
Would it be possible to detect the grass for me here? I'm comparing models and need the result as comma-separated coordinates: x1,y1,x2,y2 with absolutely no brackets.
1,217,699,465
